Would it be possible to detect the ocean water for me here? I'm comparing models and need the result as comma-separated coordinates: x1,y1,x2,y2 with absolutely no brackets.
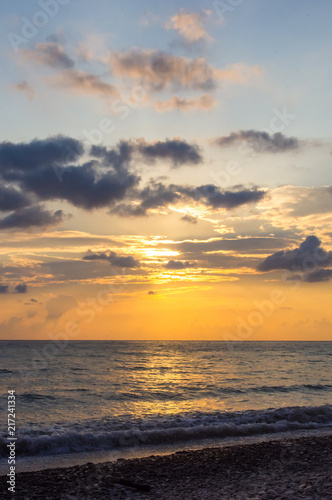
0,341,331,469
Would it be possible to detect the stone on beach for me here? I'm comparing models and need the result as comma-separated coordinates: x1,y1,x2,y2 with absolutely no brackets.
0,433,331,499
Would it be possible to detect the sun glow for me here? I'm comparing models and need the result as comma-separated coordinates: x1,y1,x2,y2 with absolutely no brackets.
143,248,180,258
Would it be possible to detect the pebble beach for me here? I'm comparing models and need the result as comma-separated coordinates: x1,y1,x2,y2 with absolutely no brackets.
1,433,331,500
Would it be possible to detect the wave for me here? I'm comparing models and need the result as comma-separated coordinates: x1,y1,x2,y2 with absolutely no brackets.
101,383,332,401
20,393,57,401
1,405,331,458
0,369,12,374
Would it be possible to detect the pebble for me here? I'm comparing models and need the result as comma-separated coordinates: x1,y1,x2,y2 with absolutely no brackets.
1,433,331,499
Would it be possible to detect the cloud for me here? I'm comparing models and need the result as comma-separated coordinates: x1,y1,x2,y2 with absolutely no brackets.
90,141,133,171
157,237,285,271
110,182,180,217
165,260,196,269
111,183,266,217
22,162,139,210
91,138,203,168
11,81,35,101
303,269,332,283
174,237,289,254
15,161,139,210
0,284,8,294
0,136,265,226
166,9,212,43
181,214,198,224
83,250,140,268
180,185,266,209
257,236,332,272
14,283,27,293
110,203,147,217
51,69,120,97
109,49,260,92
135,139,202,167
148,290,156,295
46,294,78,320
21,42,75,69
0,206,65,230
154,94,217,112
214,130,299,153
0,135,83,173
0,185,31,212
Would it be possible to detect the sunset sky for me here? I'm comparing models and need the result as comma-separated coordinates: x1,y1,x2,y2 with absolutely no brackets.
0,0,331,340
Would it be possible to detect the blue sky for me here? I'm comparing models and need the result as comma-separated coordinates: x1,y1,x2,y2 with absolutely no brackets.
1,0,332,142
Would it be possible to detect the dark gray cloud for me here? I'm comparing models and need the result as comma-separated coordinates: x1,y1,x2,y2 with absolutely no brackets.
91,138,203,168
0,185,31,212
0,135,83,173
22,42,75,69
214,130,299,153
258,236,332,272
148,290,156,295
0,136,206,217
135,139,202,167
109,182,181,217
14,283,27,294
0,137,139,211
0,206,64,229
165,260,196,269
83,250,140,268
111,183,266,217
303,269,332,283
181,184,266,209
0,136,265,227
90,142,133,171
140,183,181,210
19,161,139,210
0,284,8,294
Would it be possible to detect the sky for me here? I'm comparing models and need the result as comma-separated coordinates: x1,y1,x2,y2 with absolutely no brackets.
0,0,331,340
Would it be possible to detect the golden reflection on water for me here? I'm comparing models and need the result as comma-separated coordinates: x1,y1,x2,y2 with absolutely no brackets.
105,347,235,418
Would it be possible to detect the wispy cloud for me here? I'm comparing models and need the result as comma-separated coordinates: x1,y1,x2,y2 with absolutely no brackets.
11,81,35,101
165,9,212,43
50,69,120,97
109,49,261,92
154,94,217,112
214,130,299,153
21,42,75,69
165,260,196,269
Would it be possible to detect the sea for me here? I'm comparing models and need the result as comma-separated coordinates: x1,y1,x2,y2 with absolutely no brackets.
0,341,332,473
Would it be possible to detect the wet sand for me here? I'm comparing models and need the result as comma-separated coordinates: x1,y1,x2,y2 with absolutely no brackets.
1,434,331,499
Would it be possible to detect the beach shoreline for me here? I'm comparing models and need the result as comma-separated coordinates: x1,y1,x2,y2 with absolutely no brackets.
1,433,331,499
